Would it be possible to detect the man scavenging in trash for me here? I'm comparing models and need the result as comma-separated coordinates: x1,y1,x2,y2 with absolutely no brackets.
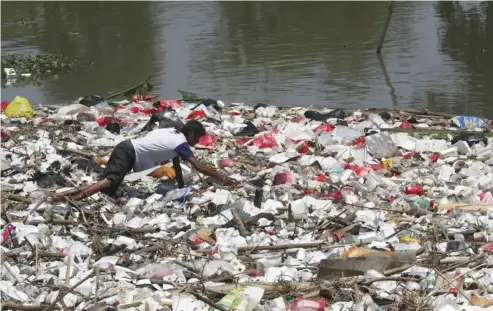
53,120,236,201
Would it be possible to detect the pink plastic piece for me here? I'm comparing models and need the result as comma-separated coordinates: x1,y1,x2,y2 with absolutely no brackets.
253,133,278,149
198,133,217,147
273,169,295,186
290,297,327,311
218,158,235,167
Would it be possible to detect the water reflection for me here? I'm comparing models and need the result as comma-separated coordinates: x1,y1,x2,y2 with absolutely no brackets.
434,2,493,116
1,1,493,118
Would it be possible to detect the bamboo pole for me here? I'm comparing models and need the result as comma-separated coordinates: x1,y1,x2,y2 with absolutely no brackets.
376,1,395,54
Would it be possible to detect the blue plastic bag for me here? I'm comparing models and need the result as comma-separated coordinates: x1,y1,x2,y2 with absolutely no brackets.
450,116,487,129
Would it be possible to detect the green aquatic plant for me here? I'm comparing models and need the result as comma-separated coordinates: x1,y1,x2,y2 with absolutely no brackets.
1,53,79,78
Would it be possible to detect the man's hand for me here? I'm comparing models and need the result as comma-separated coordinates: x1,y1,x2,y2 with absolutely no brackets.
221,176,237,187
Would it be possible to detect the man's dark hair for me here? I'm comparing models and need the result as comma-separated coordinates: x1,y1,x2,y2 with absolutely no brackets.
181,120,206,137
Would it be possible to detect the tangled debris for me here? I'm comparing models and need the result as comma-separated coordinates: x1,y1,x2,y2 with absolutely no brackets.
2,90,493,311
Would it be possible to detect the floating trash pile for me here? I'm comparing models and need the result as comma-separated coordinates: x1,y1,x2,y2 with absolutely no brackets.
2,90,493,311
1,53,80,87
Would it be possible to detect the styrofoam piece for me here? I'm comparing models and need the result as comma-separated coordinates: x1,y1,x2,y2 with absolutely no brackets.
366,131,397,157
438,165,454,182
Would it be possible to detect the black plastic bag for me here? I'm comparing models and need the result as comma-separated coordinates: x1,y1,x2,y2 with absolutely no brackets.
141,111,185,132
451,132,487,147
79,95,105,107
304,109,346,121
234,121,259,137
378,111,392,121
33,171,65,188
105,122,121,135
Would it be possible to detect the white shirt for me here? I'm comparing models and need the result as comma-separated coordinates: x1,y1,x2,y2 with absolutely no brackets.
131,128,193,172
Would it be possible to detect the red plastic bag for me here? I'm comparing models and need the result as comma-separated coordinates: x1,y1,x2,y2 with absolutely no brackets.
231,111,241,116
293,117,305,123
131,94,154,103
312,173,327,182
483,243,493,253
400,120,413,129
1,100,9,111
344,163,370,177
403,152,420,159
114,104,126,113
352,136,366,147
236,137,251,146
405,184,423,195
39,118,57,126
290,297,327,311
273,170,295,186
96,117,122,127
298,142,311,154
159,100,182,110
314,123,335,133
186,110,206,120
324,191,343,201
430,154,440,162
198,133,216,147
129,103,156,115
253,133,278,149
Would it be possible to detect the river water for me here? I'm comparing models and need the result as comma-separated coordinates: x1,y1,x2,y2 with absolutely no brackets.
1,1,493,117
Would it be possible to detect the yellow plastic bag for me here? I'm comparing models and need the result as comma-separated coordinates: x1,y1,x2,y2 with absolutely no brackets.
4,96,34,118
150,166,176,179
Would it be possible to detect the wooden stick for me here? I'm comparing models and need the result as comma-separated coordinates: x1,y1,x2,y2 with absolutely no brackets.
43,270,95,311
231,207,248,237
22,197,46,224
191,292,229,311
6,195,29,203
104,76,151,100
94,268,100,304
205,282,317,295
435,203,493,214
26,219,74,226
376,1,395,54
237,241,327,252
65,256,72,286
0,301,49,311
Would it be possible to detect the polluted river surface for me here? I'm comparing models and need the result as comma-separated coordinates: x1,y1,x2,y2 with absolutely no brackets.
1,1,493,117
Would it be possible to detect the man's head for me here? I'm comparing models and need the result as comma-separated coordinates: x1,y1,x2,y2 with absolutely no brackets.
181,120,206,146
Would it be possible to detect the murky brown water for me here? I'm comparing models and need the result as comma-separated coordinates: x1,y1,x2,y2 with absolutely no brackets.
1,1,493,117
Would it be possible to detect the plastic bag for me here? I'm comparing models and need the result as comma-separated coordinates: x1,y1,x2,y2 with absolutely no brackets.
218,158,235,167
297,142,311,154
405,184,423,195
150,166,176,179
273,170,295,186
198,133,217,147
4,96,34,118
451,115,487,129
313,123,335,133
400,120,413,129
1,100,9,111
187,228,216,248
289,297,327,311
186,110,206,120
159,99,182,110
253,133,278,149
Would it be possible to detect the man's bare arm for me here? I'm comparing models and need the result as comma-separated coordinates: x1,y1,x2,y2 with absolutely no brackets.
187,157,225,183
172,156,185,188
